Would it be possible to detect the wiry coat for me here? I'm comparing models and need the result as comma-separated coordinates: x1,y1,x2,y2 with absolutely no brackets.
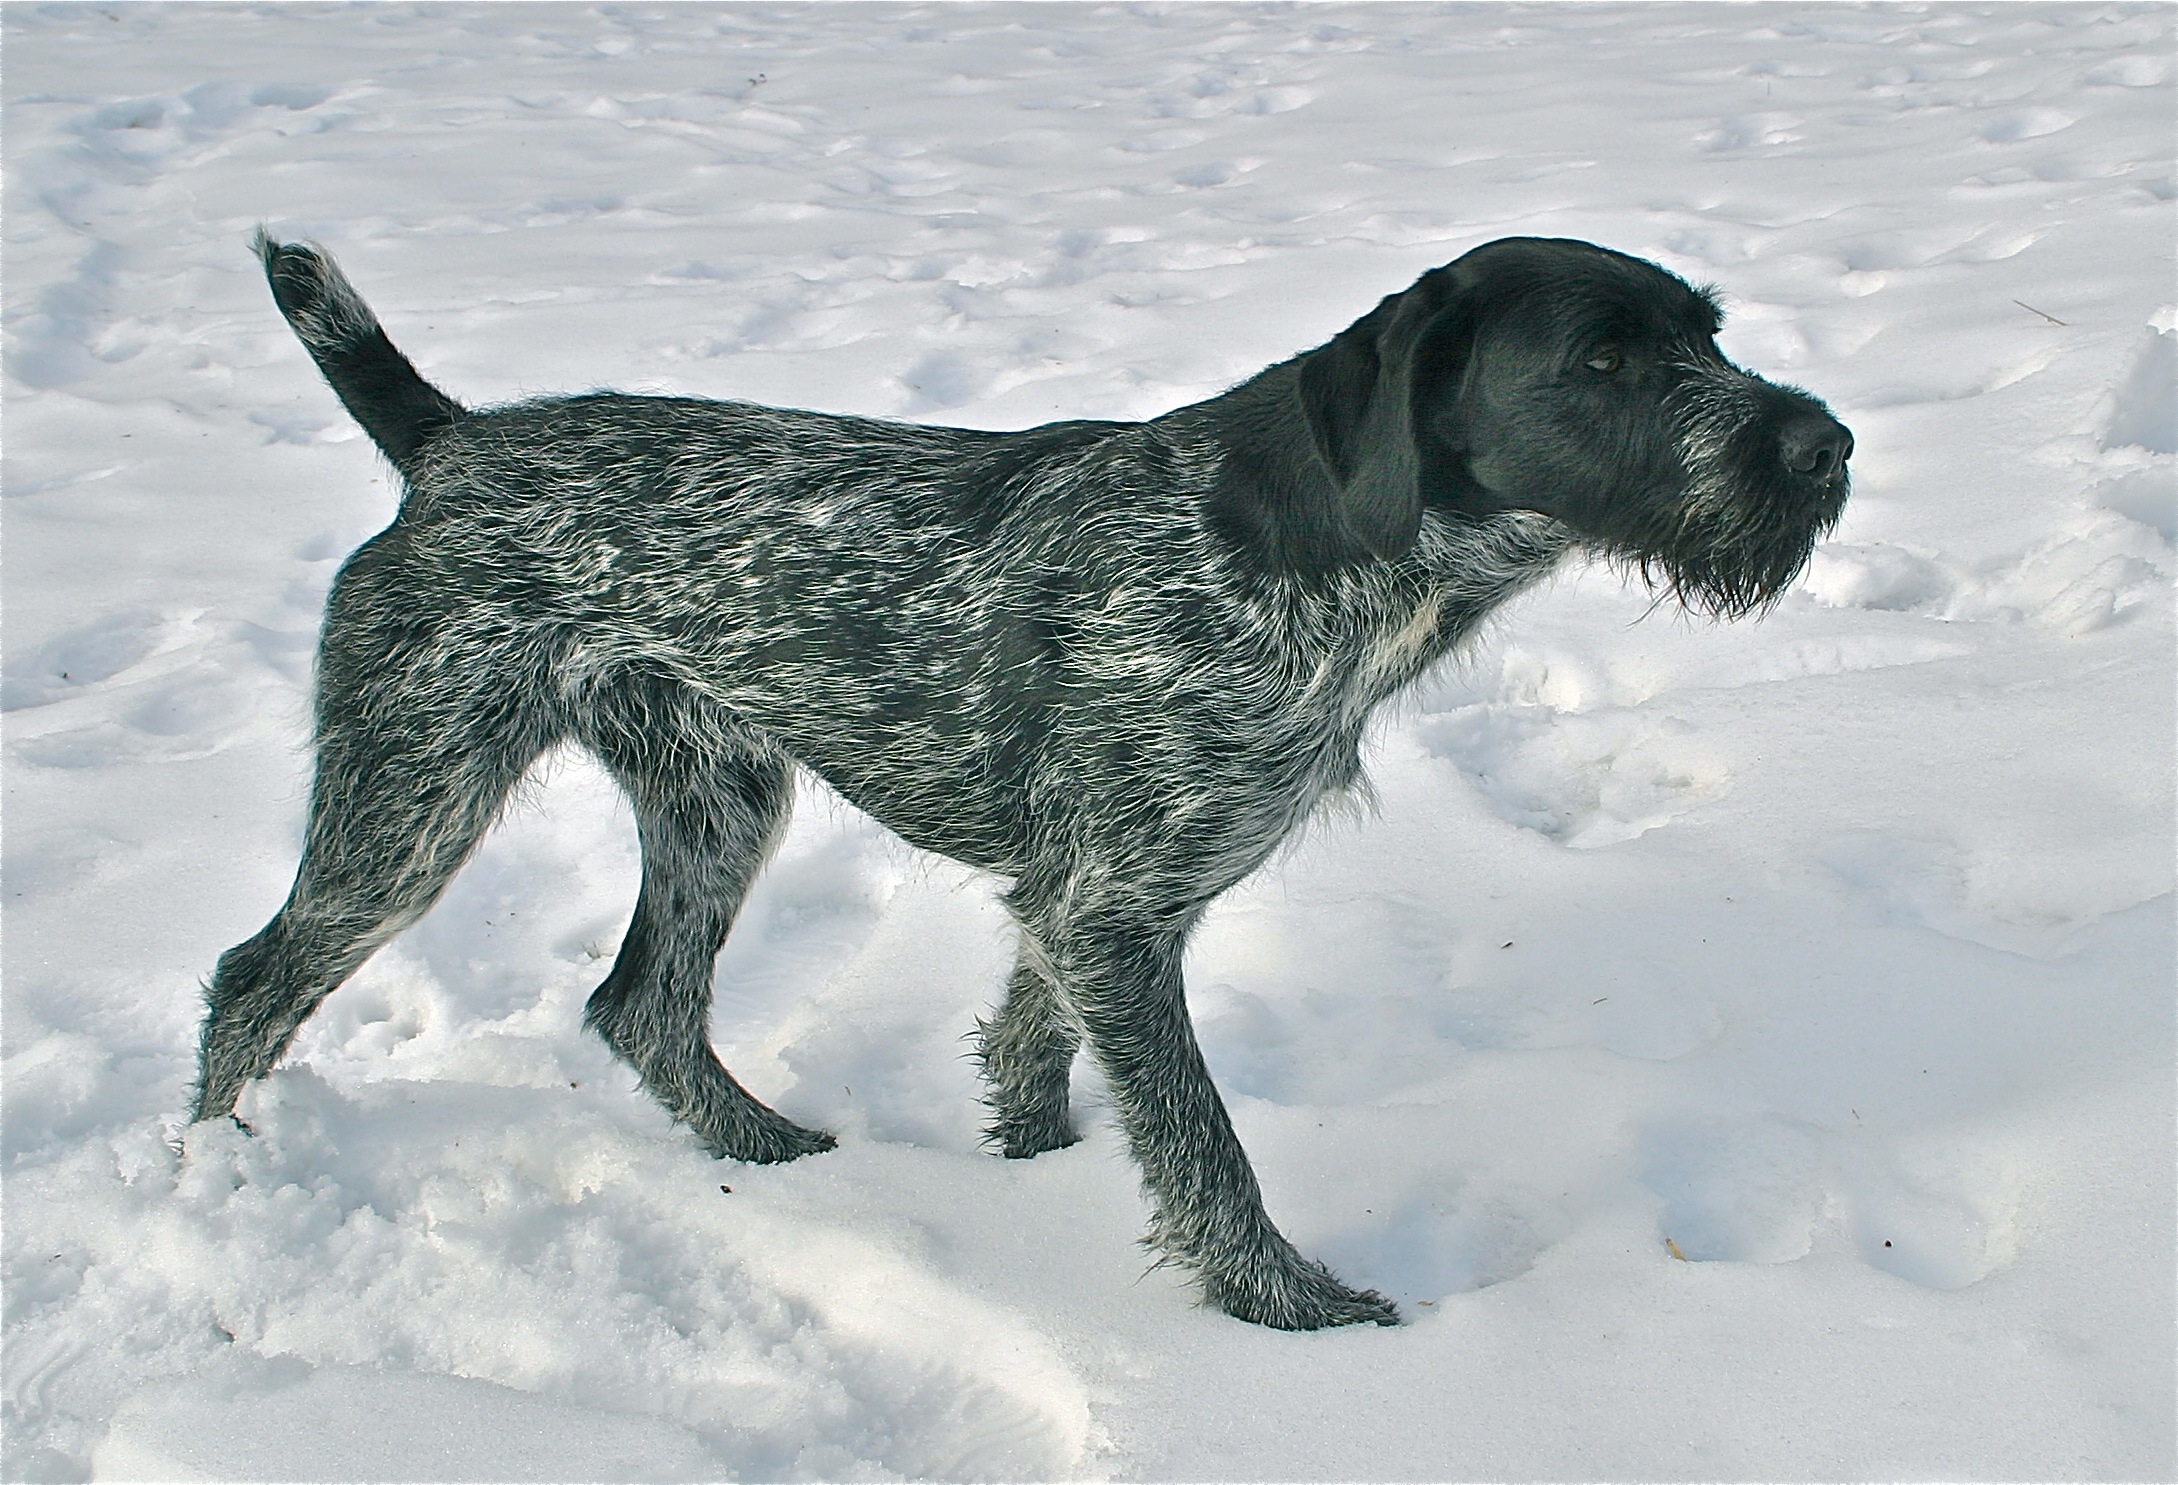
196,232,1850,1330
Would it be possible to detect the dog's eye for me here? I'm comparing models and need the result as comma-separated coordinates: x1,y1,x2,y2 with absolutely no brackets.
1585,348,1623,374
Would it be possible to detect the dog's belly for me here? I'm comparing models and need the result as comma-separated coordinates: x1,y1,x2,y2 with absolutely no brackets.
735,670,1360,903
657,646,1042,877
773,725,1034,876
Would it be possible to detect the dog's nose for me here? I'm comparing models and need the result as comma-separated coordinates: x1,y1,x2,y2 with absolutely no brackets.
1780,412,1852,480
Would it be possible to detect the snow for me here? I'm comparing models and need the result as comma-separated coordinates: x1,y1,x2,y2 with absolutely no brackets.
4,3,2172,1480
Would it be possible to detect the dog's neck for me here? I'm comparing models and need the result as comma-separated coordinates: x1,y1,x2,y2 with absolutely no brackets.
1158,362,1572,707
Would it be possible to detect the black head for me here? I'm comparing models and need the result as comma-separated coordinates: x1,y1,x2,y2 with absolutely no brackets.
1290,236,1852,615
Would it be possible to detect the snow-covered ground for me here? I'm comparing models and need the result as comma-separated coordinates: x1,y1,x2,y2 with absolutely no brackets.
5,3,2173,1480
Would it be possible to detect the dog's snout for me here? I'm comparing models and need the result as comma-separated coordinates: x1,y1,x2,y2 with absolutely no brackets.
1780,411,1852,480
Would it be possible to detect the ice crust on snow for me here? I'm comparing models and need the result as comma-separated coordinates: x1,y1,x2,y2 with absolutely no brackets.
3,4,2172,1481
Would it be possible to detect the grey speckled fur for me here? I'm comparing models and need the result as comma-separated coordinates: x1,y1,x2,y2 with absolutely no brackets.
196,231,1851,1330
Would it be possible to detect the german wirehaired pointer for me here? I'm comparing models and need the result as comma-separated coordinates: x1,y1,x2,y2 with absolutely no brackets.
197,231,1851,1329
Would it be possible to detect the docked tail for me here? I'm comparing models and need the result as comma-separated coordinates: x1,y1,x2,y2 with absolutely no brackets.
252,229,464,475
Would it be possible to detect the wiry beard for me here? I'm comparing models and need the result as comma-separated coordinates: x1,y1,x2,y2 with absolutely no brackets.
1603,363,1848,620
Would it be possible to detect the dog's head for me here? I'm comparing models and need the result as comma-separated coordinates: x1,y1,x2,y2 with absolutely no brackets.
1294,236,1851,616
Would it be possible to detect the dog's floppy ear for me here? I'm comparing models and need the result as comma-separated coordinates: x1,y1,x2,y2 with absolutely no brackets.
1297,267,1471,562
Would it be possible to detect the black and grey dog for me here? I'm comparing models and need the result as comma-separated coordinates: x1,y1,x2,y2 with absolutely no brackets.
196,232,1849,1330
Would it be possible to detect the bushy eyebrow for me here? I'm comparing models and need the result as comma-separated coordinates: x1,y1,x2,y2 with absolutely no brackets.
1691,282,1726,332
1504,273,1726,358
1559,303,1715,350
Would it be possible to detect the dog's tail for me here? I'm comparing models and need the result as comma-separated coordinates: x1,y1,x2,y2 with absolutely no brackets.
252,228,465,475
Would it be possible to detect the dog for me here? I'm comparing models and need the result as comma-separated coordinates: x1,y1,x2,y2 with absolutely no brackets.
195,231,1850,1330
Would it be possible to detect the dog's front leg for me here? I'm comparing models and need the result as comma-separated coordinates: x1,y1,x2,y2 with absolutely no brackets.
1043,909,1399,1330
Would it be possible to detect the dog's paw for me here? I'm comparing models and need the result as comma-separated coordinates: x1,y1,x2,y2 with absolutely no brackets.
984,1108,1081,1160
1204,1250,1402,1331
708,1118,838,1165
180,1110,256,1143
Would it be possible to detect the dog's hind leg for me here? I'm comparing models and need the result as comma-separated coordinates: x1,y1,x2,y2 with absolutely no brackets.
193,635,552,1125
976,955,1082,1158
577,675,835,1164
